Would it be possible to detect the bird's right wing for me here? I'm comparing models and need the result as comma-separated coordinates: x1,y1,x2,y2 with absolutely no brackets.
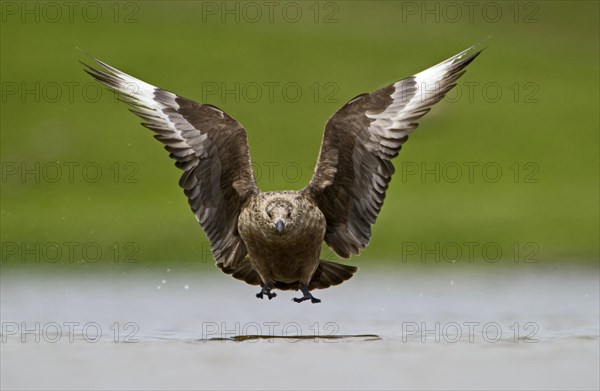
83,57,259,270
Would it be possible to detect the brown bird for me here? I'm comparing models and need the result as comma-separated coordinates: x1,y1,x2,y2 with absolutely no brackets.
82,43,483,303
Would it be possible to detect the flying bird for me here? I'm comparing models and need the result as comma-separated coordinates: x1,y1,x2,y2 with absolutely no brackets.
82,43,483,303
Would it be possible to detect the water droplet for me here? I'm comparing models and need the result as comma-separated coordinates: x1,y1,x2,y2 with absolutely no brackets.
162,280,166,284
184,285,189,290
450,280,454,285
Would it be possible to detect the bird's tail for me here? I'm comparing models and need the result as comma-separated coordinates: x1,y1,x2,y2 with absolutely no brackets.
308,260,358,290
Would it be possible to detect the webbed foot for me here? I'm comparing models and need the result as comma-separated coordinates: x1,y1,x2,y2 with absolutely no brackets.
292,285,321,304
256,285,277,300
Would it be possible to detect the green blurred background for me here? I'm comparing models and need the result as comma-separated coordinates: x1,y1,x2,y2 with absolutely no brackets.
1,1,598,271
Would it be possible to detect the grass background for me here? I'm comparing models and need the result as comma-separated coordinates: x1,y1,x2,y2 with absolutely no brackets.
1,1,598,270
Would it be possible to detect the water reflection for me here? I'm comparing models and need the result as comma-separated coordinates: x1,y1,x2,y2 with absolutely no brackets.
206,334,382,342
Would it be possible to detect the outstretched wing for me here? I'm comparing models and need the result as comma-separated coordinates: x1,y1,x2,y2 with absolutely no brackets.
82,57,259,269
303,43,483,258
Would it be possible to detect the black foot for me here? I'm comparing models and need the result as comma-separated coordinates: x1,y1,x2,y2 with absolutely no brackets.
292,285,321,304
256,285,277,300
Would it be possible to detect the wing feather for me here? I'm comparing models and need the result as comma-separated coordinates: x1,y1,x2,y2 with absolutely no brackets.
304,43,484,258
82,58,259,269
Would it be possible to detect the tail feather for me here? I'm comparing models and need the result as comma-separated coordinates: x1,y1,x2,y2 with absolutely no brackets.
217,258,262,286
309,260,358,290
218,258,358,291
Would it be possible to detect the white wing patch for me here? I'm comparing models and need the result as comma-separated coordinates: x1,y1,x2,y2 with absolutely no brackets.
366,45,479,143
90,59,196,150
401,46,474,119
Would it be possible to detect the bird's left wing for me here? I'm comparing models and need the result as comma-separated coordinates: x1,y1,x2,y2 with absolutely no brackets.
82,57,259,270
303,43,483,258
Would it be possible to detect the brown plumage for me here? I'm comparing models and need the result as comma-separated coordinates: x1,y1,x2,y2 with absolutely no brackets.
82,42,483,303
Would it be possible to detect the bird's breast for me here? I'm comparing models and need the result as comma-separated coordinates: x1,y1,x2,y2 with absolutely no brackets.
237,195,326,280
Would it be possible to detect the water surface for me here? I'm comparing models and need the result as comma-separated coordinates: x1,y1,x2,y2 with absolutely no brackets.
1,266,598,390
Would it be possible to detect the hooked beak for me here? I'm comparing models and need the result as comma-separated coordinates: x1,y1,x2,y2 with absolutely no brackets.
275,219,285,234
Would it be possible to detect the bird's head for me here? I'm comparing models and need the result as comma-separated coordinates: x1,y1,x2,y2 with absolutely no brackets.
265,198,295,236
